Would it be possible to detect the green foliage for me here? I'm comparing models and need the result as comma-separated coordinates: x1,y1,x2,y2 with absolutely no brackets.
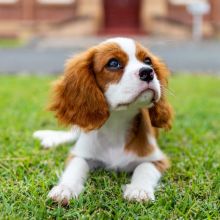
0,75,219,219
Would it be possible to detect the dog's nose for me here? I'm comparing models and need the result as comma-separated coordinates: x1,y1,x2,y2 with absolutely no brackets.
139,67,154,82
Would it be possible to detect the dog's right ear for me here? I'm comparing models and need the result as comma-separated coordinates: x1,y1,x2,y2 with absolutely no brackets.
149,56,173,130
49,48,109,131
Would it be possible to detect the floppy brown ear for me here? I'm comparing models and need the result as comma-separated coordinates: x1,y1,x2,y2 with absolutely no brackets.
49,48,109,131
149,98,173,130
149,57,173,130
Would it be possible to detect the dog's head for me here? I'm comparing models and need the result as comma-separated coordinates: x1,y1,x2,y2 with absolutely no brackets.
49,37,173,131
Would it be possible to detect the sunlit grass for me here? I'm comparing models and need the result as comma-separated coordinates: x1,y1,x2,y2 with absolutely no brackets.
0,74,219,219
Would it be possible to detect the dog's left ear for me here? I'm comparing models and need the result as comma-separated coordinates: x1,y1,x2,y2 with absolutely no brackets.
149,57,173,130
49,47,109,131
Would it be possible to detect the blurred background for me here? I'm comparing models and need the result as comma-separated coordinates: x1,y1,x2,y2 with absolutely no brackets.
0,0,219,74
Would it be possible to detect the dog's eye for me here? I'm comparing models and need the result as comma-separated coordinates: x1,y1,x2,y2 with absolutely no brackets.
106,58,122,70
144,57,152,65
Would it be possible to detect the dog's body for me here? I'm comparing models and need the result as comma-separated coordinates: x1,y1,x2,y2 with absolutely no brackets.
34,37,173,205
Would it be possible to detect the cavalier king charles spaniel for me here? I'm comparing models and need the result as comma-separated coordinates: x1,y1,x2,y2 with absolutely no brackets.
33,37,173,205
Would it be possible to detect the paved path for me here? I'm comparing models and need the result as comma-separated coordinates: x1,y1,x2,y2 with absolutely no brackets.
0,37,220,74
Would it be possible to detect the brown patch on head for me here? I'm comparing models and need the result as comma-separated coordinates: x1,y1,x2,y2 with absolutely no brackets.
136,42,174,130
93,42,128,92
152,157,170,173
49,47,110,131
125,108,158,157
135,42,152,64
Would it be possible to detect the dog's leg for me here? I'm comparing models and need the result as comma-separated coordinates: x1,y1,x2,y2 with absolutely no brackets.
33,128,80,148
123,159,169,202
48,156,89,205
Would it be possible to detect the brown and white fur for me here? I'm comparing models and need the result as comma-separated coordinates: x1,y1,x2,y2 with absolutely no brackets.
33,37,173,205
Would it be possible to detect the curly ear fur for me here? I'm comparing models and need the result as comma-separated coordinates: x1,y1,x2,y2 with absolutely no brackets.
149,99,173,130
49,48,109,131
149,57,173,130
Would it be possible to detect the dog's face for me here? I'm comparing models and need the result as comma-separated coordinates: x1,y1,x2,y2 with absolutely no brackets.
49,37,173,131
93,38,161,109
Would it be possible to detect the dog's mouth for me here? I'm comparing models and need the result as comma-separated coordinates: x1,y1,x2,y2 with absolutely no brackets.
117,88,158,108
143,88,157,102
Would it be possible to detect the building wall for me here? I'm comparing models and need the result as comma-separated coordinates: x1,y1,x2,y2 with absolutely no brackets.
140,0,167,33
0,0,77,22
0,0,219,37
209,0,220,27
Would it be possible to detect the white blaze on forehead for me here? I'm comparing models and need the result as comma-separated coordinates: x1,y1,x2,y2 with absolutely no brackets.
103,37,148,73
102,37,136,60
102,37,161,109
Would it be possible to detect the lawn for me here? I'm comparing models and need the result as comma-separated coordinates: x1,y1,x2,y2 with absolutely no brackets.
0,75,219,219
0,39,24,48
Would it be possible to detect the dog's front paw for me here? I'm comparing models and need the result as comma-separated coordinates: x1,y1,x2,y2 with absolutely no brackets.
123,184,155,202
48,184,83,205
33,130,60,148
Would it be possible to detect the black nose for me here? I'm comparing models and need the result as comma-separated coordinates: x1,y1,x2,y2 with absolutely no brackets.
139,67,154,82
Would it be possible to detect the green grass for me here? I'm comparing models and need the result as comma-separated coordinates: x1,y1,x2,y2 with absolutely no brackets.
0,39,24,48
0,75,219,219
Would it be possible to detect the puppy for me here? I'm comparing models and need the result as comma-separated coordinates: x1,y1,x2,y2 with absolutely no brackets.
34,37,173,205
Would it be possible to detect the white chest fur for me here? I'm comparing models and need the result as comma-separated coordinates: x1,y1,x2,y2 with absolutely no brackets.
71,105,164,171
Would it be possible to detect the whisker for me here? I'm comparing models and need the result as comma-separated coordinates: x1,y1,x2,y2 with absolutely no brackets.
160,85,175,97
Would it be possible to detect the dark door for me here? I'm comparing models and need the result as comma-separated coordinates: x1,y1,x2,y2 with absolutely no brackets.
103,0,141,34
